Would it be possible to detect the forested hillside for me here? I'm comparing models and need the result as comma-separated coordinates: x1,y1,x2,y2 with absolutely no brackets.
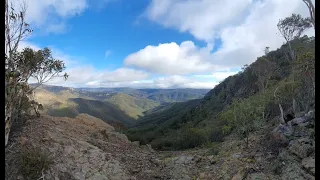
34,88,136,127
106,93,160,119
34,85,208,124
126,35,315,150
77,88,209,104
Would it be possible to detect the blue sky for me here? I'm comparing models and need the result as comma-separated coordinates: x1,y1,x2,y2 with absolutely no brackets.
18,0,314,89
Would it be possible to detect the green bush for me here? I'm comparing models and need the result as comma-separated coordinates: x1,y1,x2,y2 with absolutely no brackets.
205,142,221,155
175,126,208,149
151,137,175,150
209,127,224,142
18,148,53,180
222,125,232,135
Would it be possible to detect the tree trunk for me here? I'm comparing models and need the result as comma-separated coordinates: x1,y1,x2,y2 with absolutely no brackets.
274,86,285,124
5,105,12,147
293,98,297,114
287,42,295,61
303,0,315,29
279,103,285,124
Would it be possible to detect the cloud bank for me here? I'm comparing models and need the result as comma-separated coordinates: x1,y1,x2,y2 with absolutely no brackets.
20,0,315,89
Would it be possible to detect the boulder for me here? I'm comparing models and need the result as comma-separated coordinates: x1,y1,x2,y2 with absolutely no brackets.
174,156,193,164
288,138,314,158
290,117,307,126
232,153,244,159
302,157,315,175
270,130,289,146
305,110,315,120
272,124,293,137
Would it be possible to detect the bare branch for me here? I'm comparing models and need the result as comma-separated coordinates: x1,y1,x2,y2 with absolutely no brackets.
302,0,315,29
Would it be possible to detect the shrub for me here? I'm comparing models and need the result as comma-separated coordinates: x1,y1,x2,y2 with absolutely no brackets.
210,127,224,142
221,125,232,135
5,2,68,146
151,138,175,150
205,142,221,155
18,148,53,180
175,126,208,149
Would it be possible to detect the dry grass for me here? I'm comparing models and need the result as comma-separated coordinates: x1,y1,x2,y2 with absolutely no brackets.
18,147,53,180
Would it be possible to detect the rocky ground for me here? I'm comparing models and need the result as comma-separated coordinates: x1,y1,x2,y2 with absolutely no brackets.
5,110,315,180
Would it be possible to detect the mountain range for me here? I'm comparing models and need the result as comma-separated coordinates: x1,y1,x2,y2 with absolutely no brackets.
33,85,210,128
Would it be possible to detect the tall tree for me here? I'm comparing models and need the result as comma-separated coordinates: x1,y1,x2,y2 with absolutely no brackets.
5,0,68,146
277,14,312,115
302,0,315,29
277,14,312,61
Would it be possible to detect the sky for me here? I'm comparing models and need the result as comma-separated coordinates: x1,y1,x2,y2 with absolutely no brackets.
16,0,314,89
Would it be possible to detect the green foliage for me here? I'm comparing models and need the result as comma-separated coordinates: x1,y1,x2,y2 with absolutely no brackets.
219,90,276,145
47,107,78,118
209,127,224,142
126,36,314,151
150,138,176,150
106,93,159,119
277,13,312,42
5,2,68,146
71,98,136,126
222,125,232,135
293,46,315,111
205,142,221,155
175,125,208,149
18,148,53,180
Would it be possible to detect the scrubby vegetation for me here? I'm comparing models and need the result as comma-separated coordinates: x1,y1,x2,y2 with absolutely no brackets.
18,148,53,180
5,0,68,146
106,93,160,119
126,30,314,150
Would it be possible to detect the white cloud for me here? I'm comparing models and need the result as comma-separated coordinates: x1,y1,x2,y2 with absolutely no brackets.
210,0,315,67
46,67,150,87
152,75,217,89
9,0,87,34
194,71,238,81
45,23,69,34
144,0,315,69
16,0,316,89
124,41,223,75
10,0,118,34
145,0,253,42
80,75,218,89
19,41,222,89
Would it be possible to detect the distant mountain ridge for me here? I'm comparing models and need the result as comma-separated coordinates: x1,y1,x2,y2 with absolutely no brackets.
33,84,209,128
77,87,210,104
105,93,160,119
125,36,315,150
33,84,209,104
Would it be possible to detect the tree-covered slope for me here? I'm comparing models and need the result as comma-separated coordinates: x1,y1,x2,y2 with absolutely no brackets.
125,36,315,150
77,88,209,104
105,93,160,119
34,89,136,127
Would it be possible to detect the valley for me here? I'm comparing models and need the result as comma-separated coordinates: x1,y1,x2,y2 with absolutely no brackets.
5,0,315,179
7,36,314,180
33,85,209,128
